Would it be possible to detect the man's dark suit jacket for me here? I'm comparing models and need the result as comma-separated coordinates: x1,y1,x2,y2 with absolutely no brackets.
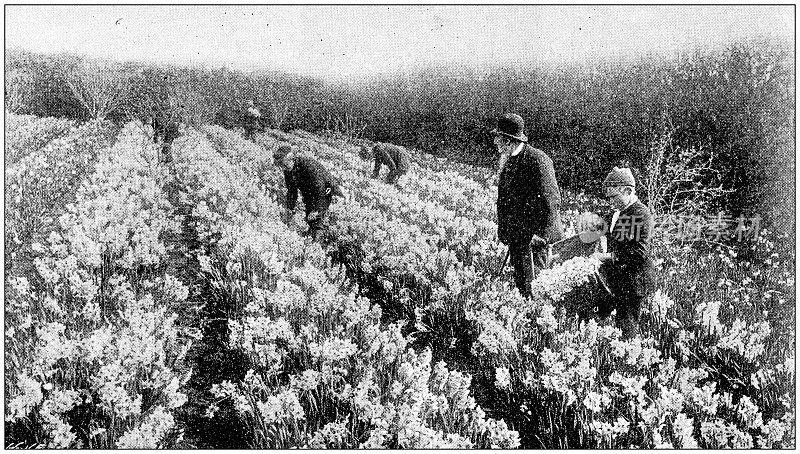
496,144,564,245
284,155,342,215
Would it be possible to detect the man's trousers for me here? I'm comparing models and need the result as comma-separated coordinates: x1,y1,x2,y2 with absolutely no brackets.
305,195,333,241
507,238,548,298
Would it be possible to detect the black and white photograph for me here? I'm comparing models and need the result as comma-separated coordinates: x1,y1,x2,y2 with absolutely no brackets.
4,4,795,449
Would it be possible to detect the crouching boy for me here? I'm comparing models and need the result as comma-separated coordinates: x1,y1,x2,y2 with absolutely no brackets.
596,167,656,339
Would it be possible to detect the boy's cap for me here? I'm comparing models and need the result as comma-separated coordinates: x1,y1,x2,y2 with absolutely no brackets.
603,166,636,188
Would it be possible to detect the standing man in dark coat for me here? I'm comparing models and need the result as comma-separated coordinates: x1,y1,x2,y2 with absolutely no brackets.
596,167,656,339
493,113,565,298
274,145,344,240
360,143,410,184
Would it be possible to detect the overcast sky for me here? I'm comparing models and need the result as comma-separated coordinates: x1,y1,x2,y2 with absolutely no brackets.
6,5,794,81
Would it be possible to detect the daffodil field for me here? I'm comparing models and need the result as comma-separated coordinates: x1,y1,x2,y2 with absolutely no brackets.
5,112,795,448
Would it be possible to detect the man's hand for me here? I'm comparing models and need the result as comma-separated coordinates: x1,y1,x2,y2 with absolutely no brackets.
545,245,558,268
592,251,612,262
306,210,320,222
530,234,547,248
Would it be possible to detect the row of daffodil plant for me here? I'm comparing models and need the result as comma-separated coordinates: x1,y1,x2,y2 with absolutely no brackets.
5,113,793,448
246,127,795,448
170,123,522,447
5,119,195,448
5,112,79,165
256,131,507,280
5,114,117,275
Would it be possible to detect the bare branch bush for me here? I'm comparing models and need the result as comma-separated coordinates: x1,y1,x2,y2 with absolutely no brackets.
322,110,367,141
5,69,35,113
65,58,130,119
121,69,203,139
173,83,214,128
261,86,292,130
644,116,734,245
252,76,299,131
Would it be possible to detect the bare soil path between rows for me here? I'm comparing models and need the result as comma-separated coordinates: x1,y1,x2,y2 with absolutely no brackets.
161,169,251,448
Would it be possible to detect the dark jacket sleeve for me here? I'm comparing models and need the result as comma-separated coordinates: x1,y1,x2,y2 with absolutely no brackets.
373,145,396,178
397,149,411,173
372,152,382,179
382,145,398,171
284,170,298,210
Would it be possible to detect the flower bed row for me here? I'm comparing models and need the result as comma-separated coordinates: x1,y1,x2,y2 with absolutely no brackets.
6,122,193,448
248,127,795,448
170,124,522,448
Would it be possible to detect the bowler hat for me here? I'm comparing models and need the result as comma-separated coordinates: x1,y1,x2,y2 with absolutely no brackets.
273,144,293,161
603,167,636,188
490,113,528,143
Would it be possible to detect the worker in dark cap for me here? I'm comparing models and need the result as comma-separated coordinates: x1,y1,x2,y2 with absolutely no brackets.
274,144,344,240
359,143,411,184
492,113,564,298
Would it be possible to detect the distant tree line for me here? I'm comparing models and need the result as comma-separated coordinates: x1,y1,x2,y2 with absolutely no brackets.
325,41,793,233
5,40,794,231
5,49,324,131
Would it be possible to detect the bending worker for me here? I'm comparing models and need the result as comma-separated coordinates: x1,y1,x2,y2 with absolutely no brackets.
274,144,344,240
360,143,410,184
